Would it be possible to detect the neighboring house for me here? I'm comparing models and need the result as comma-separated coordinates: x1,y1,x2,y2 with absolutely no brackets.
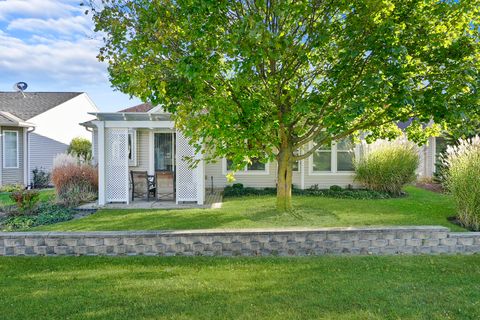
83,103,437,206
0,92,98,187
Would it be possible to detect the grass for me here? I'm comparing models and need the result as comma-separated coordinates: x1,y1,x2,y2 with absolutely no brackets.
36,186,464,232
0,189,55,206
0,255,479,319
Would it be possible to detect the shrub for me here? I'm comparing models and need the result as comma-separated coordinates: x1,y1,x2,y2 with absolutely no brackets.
443,136,480,231
329,185,343,192
52,154,98,207
68,137,92,162
223,184,392,199
9,190,40,215
1,203,75,231
0,183,23,193
355,140,419,195
32,167,51,189
1,216,36,231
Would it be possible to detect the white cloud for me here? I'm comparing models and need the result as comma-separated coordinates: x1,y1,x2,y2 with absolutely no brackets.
0,0,82,21
0,31,107,85
7,15,92,35
0,0,141,112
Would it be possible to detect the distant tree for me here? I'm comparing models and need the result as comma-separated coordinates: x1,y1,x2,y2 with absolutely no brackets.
88,0,480,211
68,137,92,162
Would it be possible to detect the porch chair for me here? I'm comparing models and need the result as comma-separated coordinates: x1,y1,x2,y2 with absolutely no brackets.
156,171,175,201
130,171,157,202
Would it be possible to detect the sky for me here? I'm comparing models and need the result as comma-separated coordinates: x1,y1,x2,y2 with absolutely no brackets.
0,0,141,112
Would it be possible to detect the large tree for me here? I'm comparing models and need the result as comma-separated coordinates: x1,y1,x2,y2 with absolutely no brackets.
88,0,480,211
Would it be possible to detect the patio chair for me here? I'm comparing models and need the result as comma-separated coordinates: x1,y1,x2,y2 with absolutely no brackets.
156,171,175,201
130,171,157,202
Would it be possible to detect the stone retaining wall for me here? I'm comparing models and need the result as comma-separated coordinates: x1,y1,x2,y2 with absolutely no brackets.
1,227,480,257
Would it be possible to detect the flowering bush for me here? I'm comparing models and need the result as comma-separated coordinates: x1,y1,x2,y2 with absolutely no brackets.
443,136,480,231
355,140,419,195
52,154,98,207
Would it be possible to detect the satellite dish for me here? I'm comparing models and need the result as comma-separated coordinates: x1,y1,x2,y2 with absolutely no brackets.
14,82,28,92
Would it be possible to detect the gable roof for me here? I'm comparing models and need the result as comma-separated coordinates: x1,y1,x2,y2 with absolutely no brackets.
118,102,153,113
0,92,82,121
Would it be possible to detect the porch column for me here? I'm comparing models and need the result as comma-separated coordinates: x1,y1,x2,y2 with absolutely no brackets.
148,131,155,175
196,151,205,205
97,121,106,206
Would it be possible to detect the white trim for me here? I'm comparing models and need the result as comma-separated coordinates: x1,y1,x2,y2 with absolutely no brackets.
221,158,270,175
125,129,130,205
148,131,155,175
128,129,137,166
97,122,106,206
2,130,19,169
300,159,305,190
104,121,174,128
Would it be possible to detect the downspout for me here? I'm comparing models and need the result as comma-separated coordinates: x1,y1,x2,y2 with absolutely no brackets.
26,126,35,188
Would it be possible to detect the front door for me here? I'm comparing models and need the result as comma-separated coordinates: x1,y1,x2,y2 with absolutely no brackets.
154,132,175,200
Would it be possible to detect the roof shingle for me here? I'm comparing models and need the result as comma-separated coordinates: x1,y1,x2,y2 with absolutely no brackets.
118,102,153,113
0,92,82,120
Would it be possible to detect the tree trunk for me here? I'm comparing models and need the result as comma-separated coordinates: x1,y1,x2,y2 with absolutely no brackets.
276,146,293,212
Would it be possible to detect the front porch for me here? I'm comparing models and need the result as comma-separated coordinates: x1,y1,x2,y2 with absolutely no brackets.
86,111,206,206
77,189,223,210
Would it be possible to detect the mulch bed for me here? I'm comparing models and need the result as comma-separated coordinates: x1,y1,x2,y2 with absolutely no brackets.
415,182,444,194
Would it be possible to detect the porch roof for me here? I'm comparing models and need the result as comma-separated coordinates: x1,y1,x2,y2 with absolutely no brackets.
81,112,173,128
88,112,171,122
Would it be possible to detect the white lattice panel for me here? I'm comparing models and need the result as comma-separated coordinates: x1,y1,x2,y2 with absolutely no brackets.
176,131,199,202
105,128,129,202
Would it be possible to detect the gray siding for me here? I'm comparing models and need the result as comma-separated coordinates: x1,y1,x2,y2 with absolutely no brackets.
204,159,347,190
92,128,98,165
1,127,24,185
29,133,68,181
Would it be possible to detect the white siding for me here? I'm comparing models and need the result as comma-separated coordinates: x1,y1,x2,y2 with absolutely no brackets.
1,127,24,185
26,93,98,145
29,133,68,175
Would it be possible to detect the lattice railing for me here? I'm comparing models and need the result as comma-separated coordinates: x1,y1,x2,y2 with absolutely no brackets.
176,131,200,202
105,128,129,202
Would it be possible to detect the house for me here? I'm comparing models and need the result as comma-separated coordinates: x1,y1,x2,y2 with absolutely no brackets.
0,91,98,187
83,102,437,206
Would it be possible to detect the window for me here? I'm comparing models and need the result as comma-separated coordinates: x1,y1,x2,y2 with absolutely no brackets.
311,138,355,173
3,131,19,168
128,130,137,166
225,158,268,173
336,138,355,171
312,142,332,172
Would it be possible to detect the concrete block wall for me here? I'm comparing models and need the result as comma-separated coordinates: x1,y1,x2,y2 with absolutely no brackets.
0,227,479,257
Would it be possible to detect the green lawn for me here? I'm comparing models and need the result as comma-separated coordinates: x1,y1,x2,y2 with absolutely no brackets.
37,186,463,231
0,189,55,206
1,255,479,319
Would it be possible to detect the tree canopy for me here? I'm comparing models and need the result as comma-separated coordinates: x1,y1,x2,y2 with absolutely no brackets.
88,0,480,210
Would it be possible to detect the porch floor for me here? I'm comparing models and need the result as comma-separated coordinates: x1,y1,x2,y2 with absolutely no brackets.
77,190,223,210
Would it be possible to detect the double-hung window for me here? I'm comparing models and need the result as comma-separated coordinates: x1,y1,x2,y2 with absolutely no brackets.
311,138,355,173
3,130,19,169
